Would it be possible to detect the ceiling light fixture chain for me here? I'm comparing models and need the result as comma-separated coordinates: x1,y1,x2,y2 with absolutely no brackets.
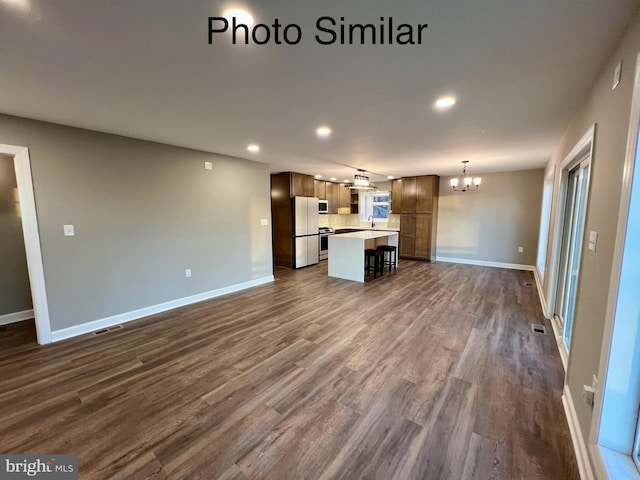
450,161,481,192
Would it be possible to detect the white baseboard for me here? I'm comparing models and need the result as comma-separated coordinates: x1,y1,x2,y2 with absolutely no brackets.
533,267,549,318
435,256,535,271
50,275,275,342
562,385,595,480
0,309,34,326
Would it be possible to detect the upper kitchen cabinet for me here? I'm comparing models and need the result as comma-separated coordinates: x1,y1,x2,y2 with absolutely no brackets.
400,177,417,213
400,175,439,214
291,172,315,197
271,172,315,198
391,179,403,213
416,175,437,213
339,184,351,213
314,180,327,200
326,182,339,214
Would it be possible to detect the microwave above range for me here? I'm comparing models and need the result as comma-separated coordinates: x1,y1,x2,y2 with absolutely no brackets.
318,199,328,214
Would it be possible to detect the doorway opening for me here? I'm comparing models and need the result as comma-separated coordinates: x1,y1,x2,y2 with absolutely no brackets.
0,144,51,344
0,154,33,332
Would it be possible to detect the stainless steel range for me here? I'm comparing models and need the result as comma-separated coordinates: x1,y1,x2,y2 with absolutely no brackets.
318,227,334,261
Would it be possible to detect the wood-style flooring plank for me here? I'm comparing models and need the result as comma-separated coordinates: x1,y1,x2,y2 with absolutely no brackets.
0,261,578,479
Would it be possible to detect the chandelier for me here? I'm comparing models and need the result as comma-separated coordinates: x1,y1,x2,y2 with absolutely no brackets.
347,169,377,190
450,161,481,192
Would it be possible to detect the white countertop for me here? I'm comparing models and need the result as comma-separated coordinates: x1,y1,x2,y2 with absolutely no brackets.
334,230,399,240
333,227,400,232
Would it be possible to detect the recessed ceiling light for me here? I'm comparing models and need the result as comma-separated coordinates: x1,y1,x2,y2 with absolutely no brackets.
2,0,29,5
223,8,254,27
314,175,322,179
330,177,337,181
343,179,350,183
387,175,394,179
434,96,456,110
316,127,332,137
247,144,260,152
1,0,30,10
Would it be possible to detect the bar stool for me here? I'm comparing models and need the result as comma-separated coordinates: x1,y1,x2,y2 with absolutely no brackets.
365,248,383,279
377,245,397,273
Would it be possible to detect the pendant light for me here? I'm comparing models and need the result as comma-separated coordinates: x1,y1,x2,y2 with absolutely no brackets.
450,161,481,192
346,169,377,190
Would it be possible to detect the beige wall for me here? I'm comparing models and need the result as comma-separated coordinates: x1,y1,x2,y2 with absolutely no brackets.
436,169,544,265
541,8,640,456
0,114,273,332
0,154,32,316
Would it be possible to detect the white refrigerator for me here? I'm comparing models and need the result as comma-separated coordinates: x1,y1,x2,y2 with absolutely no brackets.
293,197,320,268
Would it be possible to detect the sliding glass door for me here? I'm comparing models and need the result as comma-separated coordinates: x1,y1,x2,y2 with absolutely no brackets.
555,159,590,352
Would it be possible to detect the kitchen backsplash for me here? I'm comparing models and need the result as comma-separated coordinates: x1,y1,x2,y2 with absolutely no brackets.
387,214,400,229
319,214,360,228
319,214,400,229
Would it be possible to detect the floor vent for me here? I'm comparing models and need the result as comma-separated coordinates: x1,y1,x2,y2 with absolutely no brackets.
531,323,547,335
92,325,123,336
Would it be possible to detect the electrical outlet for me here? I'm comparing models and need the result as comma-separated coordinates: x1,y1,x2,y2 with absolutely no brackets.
204,161,213,170
63,224,75,237
260,218,269,226
582,385,595,407
518,246,524,253
185,269,192,278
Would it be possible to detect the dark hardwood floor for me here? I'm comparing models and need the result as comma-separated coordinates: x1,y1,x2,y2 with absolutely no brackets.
0,260,579,479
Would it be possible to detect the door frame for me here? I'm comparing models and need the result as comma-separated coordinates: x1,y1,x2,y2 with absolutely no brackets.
546,124,595,368
555,157,590,350
1,143,51,344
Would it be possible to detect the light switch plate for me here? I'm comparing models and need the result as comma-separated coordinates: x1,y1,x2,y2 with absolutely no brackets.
185,269,192,278
204,161,213,170
63,224,75,237
613,61,622,90
518,246,524,253
589,231,598,251
260,219,269,226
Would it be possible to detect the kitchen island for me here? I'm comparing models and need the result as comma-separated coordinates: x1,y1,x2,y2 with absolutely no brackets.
328,230,399,282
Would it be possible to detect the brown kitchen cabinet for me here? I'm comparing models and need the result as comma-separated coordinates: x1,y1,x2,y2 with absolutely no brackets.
291,172,315,197
401,177,417,213
399,214,416,258
314,180,326,199
326,182,339,214
339,183,351,212
391,179,403,213
272,172,316,198
414,214,433,258
416,175,437,213
398,175,439,261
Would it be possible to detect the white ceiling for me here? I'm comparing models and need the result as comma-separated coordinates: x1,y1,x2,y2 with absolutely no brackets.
0,1,637,182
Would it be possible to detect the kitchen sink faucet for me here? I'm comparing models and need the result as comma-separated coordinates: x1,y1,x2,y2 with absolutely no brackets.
368,215,375,228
